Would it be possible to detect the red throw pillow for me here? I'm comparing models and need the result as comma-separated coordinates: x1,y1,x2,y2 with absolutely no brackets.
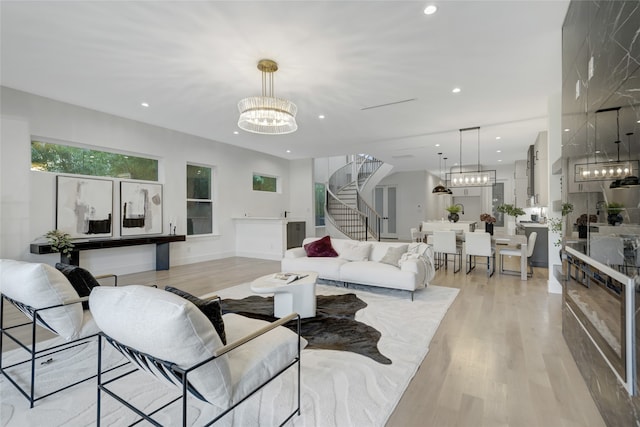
304,236,338,257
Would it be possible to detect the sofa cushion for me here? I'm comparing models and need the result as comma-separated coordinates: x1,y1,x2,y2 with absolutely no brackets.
340,261,418,291
165,286,227,345
55,263,100,309
0,259,83,340
89,285,231,408
339,241,372,261
379,245,408,266
304,235,338,258
281,256,347,281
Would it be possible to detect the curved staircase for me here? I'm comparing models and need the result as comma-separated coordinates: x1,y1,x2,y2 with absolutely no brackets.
325,155,389,241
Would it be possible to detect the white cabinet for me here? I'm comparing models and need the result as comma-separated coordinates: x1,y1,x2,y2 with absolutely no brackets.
533,131,548,206
450,187,482,197
514,160,529,207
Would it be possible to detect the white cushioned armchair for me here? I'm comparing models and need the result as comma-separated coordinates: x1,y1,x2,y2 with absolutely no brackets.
90,285,305,426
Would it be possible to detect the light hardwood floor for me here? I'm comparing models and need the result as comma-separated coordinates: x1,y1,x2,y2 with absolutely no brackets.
2,257,606,427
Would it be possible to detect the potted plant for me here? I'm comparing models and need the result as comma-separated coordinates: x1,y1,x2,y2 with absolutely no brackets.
606,202,624,226
576,214,597,238
445,205,462,223
480,213,496,235
496,204,525,219
44,229,75,256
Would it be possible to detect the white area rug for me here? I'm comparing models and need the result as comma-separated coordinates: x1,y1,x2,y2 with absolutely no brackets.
1,283,458,427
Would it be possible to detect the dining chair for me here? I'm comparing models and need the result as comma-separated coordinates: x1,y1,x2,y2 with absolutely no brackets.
499,232,537,277
464,232,495,277
432,231,461,273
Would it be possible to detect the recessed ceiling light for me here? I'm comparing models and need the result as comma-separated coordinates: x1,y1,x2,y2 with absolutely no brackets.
637,120,640,123
495,136,501,140
498,159,502,162
435,143,440,147
496,150,502,153
564,128,570,132
452,87,461,94
141,102,149,107
286,150,291,153
233,131,239,135
424,5,438,15
595,150,600,153
318,114,325,119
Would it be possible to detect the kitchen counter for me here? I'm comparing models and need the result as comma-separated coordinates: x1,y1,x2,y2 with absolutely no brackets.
421,221,477,232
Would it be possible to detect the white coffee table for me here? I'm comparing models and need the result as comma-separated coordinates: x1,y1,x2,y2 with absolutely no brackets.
250,272,318,319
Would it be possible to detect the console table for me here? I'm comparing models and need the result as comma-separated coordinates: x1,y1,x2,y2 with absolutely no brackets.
30,235,186,270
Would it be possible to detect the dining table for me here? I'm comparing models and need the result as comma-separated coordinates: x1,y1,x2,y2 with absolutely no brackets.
422,231,529,280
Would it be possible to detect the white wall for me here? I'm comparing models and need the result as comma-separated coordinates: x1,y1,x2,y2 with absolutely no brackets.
0,87,310,275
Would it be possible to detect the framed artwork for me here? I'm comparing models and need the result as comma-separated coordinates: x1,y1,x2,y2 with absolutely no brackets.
56,176,114,238
120,181,163,236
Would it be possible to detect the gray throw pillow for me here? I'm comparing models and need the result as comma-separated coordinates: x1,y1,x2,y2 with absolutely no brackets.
380,245,408,266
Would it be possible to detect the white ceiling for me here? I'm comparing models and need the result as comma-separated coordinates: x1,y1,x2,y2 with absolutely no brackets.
0,0,569,174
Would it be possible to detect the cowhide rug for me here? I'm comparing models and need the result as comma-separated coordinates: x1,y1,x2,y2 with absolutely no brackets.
221,293,391,364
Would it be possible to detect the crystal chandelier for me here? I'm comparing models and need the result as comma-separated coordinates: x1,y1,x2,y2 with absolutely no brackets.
237,59,298,135
446,127,496,187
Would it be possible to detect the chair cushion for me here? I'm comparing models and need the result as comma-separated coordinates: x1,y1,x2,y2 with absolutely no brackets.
89,285,232,408
55,263,100,309
0,259,83,340
165,286,227,345
304,235,338,258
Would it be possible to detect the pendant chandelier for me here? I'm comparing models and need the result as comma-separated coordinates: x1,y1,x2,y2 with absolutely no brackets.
431,152,450,195
574,107,638,184
446,126,496,187
237,59,298,135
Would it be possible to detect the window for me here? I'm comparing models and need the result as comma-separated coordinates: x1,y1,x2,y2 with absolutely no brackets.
315,183,326,226
31,140,158,181
253,174,278,192
186,164,213,235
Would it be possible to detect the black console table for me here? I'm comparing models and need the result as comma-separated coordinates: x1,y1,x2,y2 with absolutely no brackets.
30,235,186,271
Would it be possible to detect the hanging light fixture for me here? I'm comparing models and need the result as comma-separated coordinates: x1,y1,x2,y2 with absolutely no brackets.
237,59,298,135
574,107,638,183
619,132,639,187
432,152,449,195
443,157,453,194
446,127,496,187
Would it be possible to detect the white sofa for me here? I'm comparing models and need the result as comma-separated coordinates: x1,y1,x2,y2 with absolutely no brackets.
281,237,435,299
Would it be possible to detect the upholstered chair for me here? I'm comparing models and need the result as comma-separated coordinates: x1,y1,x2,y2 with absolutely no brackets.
499,232,537,277
464,232,496,277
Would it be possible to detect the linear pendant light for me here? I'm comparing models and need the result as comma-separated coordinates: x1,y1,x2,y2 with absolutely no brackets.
446,127,496,187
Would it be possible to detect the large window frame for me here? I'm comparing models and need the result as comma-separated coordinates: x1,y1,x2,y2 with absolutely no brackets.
31,138,159,181
186,163,216,236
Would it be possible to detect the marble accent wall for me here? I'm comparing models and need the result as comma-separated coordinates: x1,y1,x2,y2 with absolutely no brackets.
562,1,640,426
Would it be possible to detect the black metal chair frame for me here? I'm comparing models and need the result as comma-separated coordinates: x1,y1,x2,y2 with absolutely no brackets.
96,312,302,427
466,251,496,277
0,294,98,408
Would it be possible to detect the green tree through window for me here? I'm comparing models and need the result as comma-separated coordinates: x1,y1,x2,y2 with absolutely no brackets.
31,140,158,181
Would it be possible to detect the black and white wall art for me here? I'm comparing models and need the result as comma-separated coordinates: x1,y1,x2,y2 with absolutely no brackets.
120,181,163,236
56,176,113,238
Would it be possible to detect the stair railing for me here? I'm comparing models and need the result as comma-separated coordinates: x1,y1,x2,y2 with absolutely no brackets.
326,190,370,241
356,156,383,192
356,193,381,241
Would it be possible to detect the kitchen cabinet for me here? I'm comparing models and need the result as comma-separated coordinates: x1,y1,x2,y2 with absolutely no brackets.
533,131,548,206
450,187,482,197
514,160,528,207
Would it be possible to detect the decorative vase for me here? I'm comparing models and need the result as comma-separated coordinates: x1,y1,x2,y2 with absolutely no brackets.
485,223,494,235
448,213,459,223
578,225,587,238
607,213,623,226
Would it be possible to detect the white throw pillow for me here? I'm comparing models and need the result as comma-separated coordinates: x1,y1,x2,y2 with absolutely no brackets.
339,241,372,261
89,285,232,409
0,259,83,340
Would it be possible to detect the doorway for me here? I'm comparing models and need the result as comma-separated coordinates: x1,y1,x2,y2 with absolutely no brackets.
374,185,397,239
